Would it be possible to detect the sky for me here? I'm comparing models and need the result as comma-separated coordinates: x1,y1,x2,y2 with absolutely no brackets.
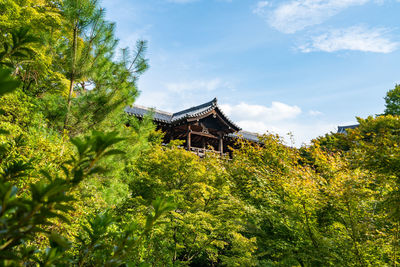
102,0,400,146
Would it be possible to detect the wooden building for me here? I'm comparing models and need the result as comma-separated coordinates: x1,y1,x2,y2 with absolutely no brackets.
125,98,259,156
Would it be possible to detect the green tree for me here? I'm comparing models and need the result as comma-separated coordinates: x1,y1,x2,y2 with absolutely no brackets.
119,144,257,265
61,0,148,130
384,84,400,115
0,0,66,95
228,135,327,266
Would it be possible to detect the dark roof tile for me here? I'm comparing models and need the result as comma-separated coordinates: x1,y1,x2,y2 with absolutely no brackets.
228,131,260,142
124,105,172,123
171,98,217,121
337,124,359,134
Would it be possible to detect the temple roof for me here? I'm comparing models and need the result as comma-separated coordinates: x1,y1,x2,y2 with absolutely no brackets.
171,98,219,122
337,124,359,134
125,98,241,131
125,105,173,123
228,131,260,142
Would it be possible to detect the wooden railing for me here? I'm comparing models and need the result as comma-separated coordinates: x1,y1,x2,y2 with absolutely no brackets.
189,147,227,157
163,144,228,157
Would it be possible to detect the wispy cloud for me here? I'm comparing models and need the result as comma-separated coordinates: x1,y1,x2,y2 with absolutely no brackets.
308,110,323,116
167,0,198,3
117,25,152,50
252,1,269,16
167,0,233,3
136,77,234,112
165,78,225,93
255,0,369,33
299,26,399,53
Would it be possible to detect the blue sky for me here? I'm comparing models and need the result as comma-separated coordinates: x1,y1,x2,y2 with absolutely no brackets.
102,0,400,146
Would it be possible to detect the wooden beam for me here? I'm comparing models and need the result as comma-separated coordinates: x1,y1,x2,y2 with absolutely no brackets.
187,112,213,122
219,133,223,155
187,125,191,150
187,110,236,132
190,131,218,139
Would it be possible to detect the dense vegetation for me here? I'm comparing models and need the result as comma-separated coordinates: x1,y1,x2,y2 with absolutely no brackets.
1,0,400,266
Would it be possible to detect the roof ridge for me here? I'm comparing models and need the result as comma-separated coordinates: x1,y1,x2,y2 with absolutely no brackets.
172,98,217,117
128,98,241,131
238,130,259,135
338,124,359,128
131,104,173,116
214,103,241,131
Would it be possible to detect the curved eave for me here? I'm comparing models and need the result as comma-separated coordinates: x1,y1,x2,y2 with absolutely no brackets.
171,105,241,132
125,111,171,124
214,106,241,132
227,131,260,143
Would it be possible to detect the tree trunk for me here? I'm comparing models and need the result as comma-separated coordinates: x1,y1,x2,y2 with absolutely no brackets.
64,23,78,130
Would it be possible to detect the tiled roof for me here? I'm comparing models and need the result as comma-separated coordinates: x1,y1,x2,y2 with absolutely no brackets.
124,105,172,123
337,124,359,134
125,98,241,131
228,131,260,142
171,98,218,122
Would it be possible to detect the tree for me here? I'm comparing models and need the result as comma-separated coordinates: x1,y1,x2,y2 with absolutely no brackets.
227,134,327,266
61,0,114,127
0,0,65,94
384,84,400,115
321,115,400,265
0,68,173,265
119,143,257,265
61,0,148,130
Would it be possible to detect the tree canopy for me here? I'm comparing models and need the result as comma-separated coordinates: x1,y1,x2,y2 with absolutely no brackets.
384,84,400,116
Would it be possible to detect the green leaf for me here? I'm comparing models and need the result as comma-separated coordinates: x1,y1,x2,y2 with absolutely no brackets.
102,149,125,157
0,67,20,97
49,232,71,250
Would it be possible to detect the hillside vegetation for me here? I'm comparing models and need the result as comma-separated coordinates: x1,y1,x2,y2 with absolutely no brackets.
1,1,400,266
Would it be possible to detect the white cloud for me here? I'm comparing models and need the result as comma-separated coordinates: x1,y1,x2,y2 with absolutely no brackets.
165,78,224,93
309,110,323,116
136,77,234,112
136,88,337,146
252,1,269,16
117,25,152,50
167,0,233,3
239,121,336,146
220,102,337,146
299,26,399,53
256,0,369,33
220,102,301,121
167,0,198,3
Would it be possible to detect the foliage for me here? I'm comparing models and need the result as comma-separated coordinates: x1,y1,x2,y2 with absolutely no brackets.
60,0,148,131
0,0,65,95
0,125,122,262
384,84,400,115
0,67,21,97
119,145,257,265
